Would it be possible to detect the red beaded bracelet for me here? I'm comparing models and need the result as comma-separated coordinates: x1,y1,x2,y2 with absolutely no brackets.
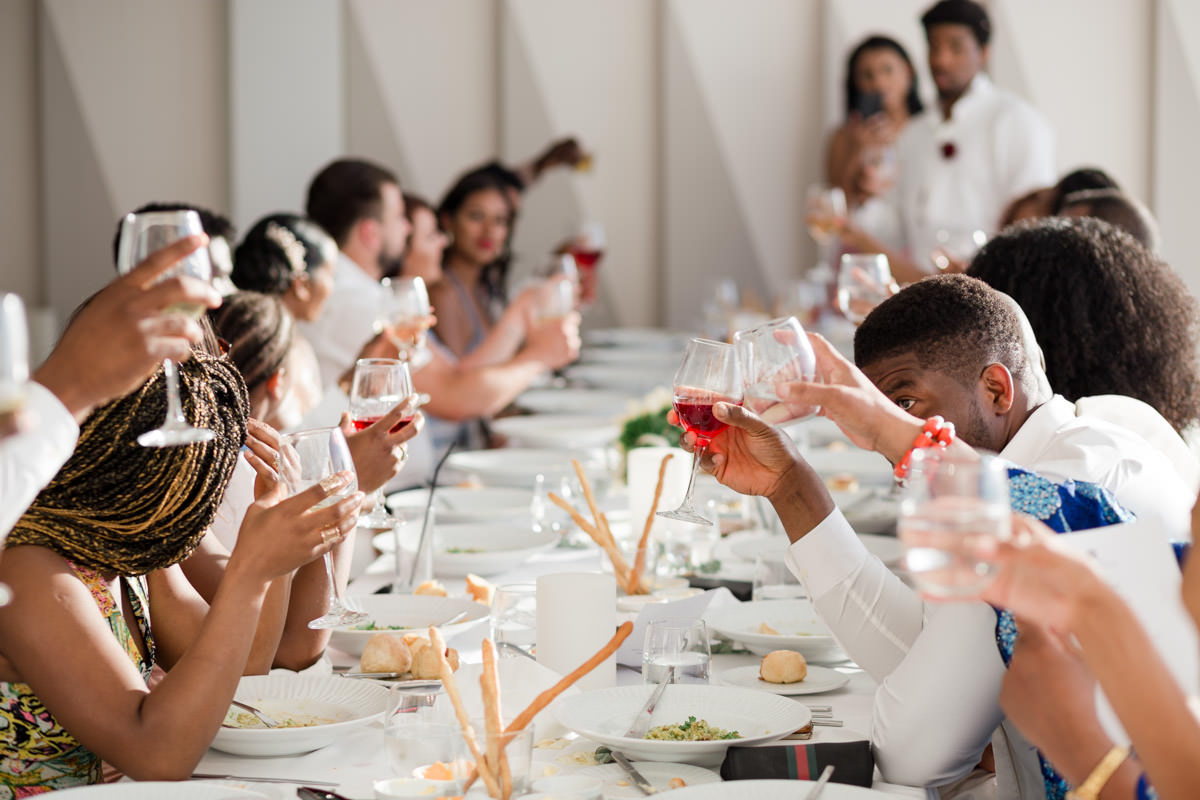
893,415,957,482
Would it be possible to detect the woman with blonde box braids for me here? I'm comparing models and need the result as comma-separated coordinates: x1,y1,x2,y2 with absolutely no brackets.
0,350,362,792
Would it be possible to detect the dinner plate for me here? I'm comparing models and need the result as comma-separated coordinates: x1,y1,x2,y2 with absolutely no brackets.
554,684,809,765
329,594,489,656
210,675,389,757
563,363,671,395
667,779,893,799
582,328,694,350
706,599,846,662
516,388,640,416
729,532,901,567
719,663,850,695
53,785,266,799
574,761,720,796
384,486,531,524
444,448,612,490
490,414,621,449
396,523,560,577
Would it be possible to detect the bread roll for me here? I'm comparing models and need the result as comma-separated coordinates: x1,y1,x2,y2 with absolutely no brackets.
466,573,495,605
759,650,807,684
410,640,460,679
360,633,412,674
825,473,860,492
414,580,447,597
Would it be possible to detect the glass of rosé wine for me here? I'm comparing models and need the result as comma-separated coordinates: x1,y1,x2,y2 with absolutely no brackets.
348,358,415,529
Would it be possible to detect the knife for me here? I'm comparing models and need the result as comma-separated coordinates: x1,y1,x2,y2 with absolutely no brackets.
190,774,338,786
803,764,835,799
624,666,672,739
611,750,658,796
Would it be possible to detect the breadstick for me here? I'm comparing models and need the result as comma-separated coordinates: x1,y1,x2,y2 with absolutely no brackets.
430,627,501,798
462,622,635,792
628,453,673,594
598,510,635,590
481,640,512,800
549,492,631,587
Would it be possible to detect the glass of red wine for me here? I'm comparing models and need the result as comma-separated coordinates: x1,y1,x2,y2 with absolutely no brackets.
659,338,743,526
349,358,415,529
732,316,818,424
566,222,605,306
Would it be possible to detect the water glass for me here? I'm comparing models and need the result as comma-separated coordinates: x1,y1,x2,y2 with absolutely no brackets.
752,555,805,601
471,720,534,796
805,185,847,246
898,450,1011,598
733,316,818,422
836,253,892,325
383,690,470,789
491,584,537,658
642,618,711,684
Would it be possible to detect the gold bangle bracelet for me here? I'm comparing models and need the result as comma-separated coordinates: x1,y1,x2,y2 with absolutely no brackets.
1065,745,1131,800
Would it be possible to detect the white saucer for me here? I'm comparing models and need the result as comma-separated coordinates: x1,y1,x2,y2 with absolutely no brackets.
719,663,850,695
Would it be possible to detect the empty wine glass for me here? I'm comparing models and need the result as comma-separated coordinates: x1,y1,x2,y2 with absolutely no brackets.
658,339,742,526
733,316,817,423
837,253,893,325
898,450,1011,598
805,185,847,246
115,210,215,447
278,426,367,629
349,358,415,530
379,276,433,362
0,294,30,418
535,278,576,323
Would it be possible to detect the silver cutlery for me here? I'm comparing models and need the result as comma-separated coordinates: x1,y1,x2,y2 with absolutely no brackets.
191,773,338,786
612,668,673,795
224,699,278,728
803,764,835,799
497,640,537,661
804,704,832,713
811,719,843,727
611,751,657,796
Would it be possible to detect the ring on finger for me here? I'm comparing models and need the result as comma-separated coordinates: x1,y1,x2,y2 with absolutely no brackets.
320,524,340,545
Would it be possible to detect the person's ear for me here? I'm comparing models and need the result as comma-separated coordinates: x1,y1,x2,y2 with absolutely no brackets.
979,43,990,67
979,363,1015,414
357,216,381,252
289,272,312,304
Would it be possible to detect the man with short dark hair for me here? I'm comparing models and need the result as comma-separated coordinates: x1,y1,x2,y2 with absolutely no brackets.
300,158,412,382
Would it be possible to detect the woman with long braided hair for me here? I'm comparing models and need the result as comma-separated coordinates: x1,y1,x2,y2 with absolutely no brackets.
0,351,362,792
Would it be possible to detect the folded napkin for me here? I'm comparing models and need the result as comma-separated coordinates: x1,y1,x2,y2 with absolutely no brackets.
721,740,874,787
615,587,741,667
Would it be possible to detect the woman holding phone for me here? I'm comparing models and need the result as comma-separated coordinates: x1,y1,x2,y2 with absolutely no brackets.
825,36,923,241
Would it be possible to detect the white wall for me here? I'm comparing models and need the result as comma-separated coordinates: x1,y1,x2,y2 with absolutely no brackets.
0,0,41,304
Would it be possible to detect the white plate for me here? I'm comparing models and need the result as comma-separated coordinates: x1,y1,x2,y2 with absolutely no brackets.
517,388,640,416
719,663,850,695
210,675,389,757
563,364,671,395
668,779,893,800
583,328,693,350
491,414,621,449
445,448,611,490
575,761,720,797
329,595,489,656
388,523,560,577
706,599,846,662
54,785,265,799
730,532,900,567
385,486,531,524
554,684,809,765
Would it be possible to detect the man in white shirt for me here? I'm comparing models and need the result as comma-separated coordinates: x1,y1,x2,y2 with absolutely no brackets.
852,0,1055,283
679,275,1189,795
1,235,222,535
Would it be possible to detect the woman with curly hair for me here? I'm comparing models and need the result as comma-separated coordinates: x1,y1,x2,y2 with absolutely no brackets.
0,352,362,791
967,216,1200,435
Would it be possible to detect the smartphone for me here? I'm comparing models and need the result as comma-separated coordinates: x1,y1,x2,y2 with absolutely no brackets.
853,91,884,119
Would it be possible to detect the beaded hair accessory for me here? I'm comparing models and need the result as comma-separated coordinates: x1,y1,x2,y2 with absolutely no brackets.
265,221,307,275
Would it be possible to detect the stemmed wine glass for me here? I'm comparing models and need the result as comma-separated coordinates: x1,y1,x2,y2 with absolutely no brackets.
567,222,605,307
898,450,1012,598
115,210,215,447
0,293,30,606
379,276,433,365
658,339,742,526
732,316,818,423
278,426,367,629
349,358,415,529
805,185,847,246
837,253,893,325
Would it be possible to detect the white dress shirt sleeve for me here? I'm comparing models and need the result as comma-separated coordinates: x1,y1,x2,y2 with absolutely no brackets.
0,382,80,536
785,508,1005,789
995,101,1056,207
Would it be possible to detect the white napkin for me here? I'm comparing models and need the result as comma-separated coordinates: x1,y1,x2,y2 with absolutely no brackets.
616,587,740,667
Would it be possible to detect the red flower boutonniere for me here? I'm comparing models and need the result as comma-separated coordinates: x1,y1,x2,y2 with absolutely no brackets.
941,141,957,159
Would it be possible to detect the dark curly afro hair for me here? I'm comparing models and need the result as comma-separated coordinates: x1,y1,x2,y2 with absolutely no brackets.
967,216,1200,433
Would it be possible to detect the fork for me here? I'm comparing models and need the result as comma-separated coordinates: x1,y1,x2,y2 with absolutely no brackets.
226,699,279,728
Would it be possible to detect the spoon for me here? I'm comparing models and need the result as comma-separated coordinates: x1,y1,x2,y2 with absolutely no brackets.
224,699,279,728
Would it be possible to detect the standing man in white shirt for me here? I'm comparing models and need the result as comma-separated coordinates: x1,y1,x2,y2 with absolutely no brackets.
1,235,222,535
843,0,1056,283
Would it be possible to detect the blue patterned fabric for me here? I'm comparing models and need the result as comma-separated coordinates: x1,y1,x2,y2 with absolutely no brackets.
1137,772,1159,800
995,465,1134,800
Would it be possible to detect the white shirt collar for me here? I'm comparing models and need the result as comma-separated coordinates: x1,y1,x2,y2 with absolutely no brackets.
999,394,1076,466
335,251,382,290
938,72,995,125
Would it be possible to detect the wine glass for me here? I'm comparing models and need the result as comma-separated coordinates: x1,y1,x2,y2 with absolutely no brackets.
733,316,817,422
349,358,414,530
277,426,367,629
932,228,988,271
898,450,1011,598
379,276,433,362
805,185,847,246
658,339,742,526
0,294,30,418
535,278,576,323
837,253,893,325
115,211,215,447
567,222,605,307
642,618,711,684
